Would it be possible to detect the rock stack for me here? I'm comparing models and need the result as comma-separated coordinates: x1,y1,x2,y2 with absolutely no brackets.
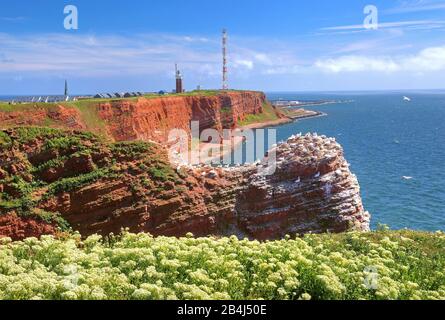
236,133,370,240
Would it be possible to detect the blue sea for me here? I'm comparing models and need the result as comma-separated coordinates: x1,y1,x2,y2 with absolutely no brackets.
266,92,445,231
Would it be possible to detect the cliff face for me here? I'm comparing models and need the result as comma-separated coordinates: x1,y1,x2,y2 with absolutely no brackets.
0,91,275,144
0,128,369,241
96,91,269,143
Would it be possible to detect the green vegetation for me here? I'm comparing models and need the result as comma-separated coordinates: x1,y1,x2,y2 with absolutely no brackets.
238,102,281,127
43,136,83,151
146,157,178,183
25,209,71,232
0,102,58,112
220,106,232,114
0,131,12,147
6,127,96,145
32,157,67,175
0,127,180,232
63,100,108,138
0,90,247,112
110,141,153,159
173,90,222,97
0,230,444,300
13,127,64,144
46,168,117,196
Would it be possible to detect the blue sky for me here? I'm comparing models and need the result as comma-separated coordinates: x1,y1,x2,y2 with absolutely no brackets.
1,0,445,94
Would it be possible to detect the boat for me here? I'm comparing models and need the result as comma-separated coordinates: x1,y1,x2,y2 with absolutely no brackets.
403,96,411,102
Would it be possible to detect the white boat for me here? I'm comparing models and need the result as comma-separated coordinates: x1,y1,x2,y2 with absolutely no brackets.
403,96,411,102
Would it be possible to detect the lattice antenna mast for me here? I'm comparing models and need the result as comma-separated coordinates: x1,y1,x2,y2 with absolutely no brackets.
222,29,228,90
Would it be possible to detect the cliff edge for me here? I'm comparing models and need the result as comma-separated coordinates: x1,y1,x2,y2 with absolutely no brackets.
0,91,285,143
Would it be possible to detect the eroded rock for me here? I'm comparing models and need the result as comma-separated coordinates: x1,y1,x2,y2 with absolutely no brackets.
0,129,369,240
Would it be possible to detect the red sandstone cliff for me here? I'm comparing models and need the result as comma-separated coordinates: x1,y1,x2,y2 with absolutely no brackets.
96,91,272,143
0,91,281,144
0,128,369,241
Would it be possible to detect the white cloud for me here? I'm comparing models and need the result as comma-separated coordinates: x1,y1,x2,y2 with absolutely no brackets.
0,33,221,77
263,65,303,75
234,59,254,69
315,56,399,72
321,20,445,32
0,33,294,80
315,46,445,73
254,53,273,65
403,46,445,71
0,16,26,22
385,1,445,13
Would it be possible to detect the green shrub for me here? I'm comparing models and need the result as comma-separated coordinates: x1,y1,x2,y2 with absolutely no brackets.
43,136,83,151
111,141,152,158
47,168,117,195
0,131,12,147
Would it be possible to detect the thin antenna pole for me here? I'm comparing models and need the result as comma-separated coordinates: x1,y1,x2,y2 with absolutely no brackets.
222,29,228,90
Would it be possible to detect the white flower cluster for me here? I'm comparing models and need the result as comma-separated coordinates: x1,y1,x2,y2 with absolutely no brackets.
0,230,444,300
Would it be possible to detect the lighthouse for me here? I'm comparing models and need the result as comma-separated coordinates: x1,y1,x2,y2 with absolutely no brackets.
175,64,183,93
64,80,68,97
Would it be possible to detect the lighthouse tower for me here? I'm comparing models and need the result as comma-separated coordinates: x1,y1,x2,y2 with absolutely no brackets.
175,64,183,93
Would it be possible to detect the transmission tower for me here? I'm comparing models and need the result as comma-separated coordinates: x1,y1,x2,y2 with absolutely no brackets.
222,29,228,90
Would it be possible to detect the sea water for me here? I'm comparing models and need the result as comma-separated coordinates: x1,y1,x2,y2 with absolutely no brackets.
266,91,445,231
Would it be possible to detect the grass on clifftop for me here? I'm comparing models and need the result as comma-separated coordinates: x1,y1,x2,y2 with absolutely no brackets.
0,90,265,139
0,229,444,300
0,90,260,111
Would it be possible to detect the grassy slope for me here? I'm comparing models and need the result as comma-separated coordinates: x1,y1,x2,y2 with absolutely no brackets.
238,102,282,127
0,229,444,300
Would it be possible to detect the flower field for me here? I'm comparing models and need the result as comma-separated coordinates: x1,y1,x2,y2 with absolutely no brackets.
0,230,444,300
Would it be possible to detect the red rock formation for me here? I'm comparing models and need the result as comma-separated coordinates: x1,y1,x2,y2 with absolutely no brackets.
0,214,57,241
0,128,369,240
97,91,270,143
0,92,279,144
